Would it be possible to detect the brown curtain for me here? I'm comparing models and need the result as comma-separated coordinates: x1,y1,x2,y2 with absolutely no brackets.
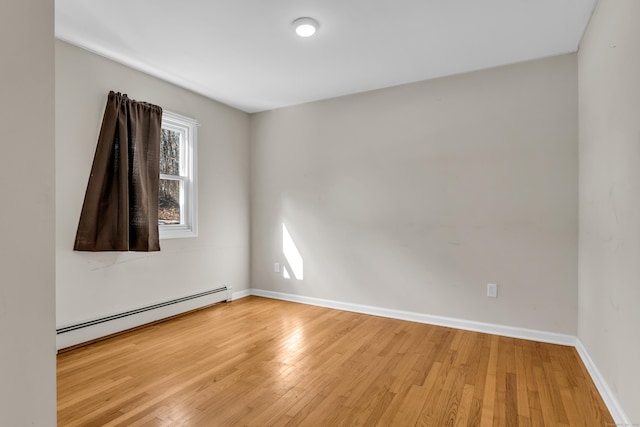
74,91,163,252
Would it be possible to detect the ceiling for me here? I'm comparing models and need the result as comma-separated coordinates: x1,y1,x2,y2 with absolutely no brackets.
55,0,596,113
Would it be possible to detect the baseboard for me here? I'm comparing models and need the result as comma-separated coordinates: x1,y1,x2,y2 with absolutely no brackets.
250,289,577,346
56,287,230,350
575,338,631,425
231,289,252,300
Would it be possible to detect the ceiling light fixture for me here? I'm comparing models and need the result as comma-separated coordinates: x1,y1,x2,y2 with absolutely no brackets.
293,17,319,38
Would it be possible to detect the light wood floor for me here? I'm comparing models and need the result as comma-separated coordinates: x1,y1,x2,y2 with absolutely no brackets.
57,296,613,426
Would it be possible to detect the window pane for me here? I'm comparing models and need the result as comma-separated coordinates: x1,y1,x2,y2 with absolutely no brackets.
160,129,181,175
159,179,181,225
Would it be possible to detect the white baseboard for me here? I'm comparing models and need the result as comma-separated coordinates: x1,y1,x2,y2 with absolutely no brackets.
231,289,251,300
575,338,631,426
250,289,576,346
56,287,229,350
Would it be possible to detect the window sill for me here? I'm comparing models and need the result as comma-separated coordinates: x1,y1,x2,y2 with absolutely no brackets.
159,226,197,240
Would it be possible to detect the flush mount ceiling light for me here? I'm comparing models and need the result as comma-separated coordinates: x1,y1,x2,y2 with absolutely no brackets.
293,17,319,37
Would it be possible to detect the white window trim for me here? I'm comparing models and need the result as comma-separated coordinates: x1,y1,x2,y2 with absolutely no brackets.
159,110,198,239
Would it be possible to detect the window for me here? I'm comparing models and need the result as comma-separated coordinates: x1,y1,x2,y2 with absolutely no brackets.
159,111,197,239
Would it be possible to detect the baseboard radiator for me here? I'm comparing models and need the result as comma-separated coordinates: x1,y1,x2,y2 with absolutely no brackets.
56,286,231,350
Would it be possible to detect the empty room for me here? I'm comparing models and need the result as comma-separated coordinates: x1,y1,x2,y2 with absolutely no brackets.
1,0,638,425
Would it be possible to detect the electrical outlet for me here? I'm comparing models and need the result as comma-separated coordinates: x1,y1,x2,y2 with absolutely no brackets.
487,283,498,298
274,262,280,273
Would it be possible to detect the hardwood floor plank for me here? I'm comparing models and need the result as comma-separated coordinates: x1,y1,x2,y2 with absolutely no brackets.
535,365,558,426
57,296,615,426
514,341,531,419
390,362,443,426
479,335,499,427
454,383,474,427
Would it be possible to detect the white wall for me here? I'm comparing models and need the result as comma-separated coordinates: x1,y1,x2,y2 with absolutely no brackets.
0,0,56,425
56,41,250,328
251,54,579,334
579,0,640,422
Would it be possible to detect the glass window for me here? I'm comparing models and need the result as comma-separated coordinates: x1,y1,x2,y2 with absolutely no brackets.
159,111,197,238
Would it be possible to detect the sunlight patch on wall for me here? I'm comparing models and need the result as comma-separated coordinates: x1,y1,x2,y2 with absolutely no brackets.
283,224,303,280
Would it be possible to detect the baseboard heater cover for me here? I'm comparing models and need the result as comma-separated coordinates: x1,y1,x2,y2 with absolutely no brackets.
56,286,230,350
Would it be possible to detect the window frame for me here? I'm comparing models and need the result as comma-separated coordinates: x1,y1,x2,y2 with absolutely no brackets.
159,110,198,239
